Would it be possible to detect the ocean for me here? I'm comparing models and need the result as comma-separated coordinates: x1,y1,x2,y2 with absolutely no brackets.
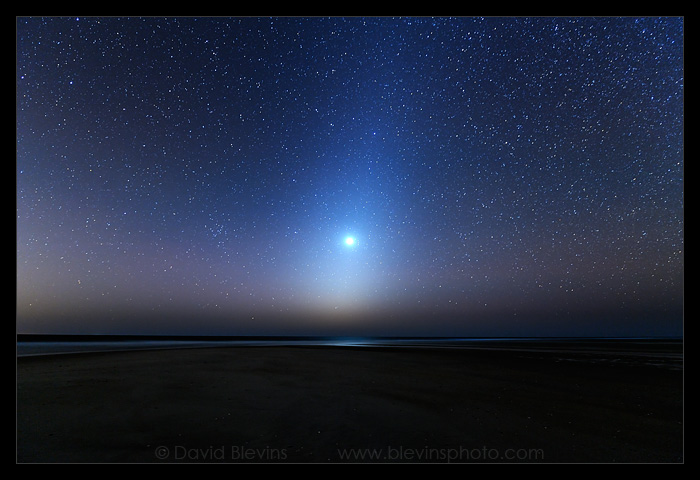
16,334,683,370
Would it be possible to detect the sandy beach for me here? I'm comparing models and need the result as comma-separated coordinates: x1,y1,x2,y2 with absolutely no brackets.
16,344,683,463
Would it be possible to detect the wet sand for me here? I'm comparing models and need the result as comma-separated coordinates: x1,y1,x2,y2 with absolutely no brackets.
16,345,683,463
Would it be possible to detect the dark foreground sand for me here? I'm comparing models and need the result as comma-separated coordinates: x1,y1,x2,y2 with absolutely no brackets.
17,345,683,463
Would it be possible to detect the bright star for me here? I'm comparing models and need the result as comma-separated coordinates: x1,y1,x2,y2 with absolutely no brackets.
345,236,356,246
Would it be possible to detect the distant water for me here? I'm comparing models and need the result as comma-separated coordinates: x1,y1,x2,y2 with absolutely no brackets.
16,335,683,370
16,337,356,356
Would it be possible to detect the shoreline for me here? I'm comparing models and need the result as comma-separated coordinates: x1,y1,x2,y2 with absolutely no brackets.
17,345,683,463
16,335,684,359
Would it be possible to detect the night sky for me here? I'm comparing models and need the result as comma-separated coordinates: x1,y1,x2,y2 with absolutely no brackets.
16,17,684,337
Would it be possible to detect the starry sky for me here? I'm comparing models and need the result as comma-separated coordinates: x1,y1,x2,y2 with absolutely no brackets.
16,17,684,337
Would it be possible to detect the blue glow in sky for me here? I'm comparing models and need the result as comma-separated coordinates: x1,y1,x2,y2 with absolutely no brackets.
16,17,684,337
